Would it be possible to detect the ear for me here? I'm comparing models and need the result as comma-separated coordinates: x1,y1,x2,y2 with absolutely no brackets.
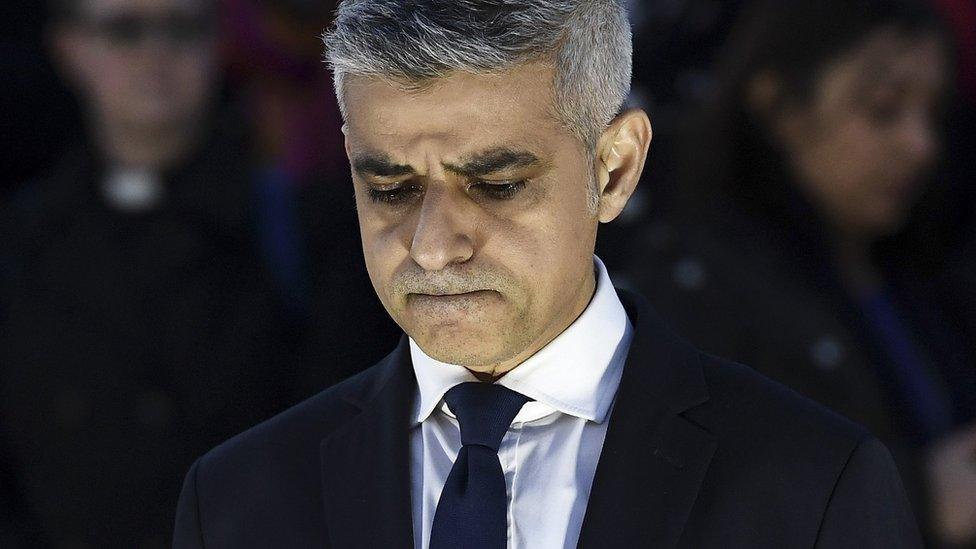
48,24,91,89
746,71,809,147
746,71,783,121
595,108,652,223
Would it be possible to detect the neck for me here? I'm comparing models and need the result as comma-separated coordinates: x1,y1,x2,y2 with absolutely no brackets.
803,186,885,297
94,115,203,171
832,226,883,297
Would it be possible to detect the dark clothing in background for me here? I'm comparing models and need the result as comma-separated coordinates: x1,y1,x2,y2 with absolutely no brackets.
632,181,976,545
940,228,976,343
0,2,82,201
0,128,298,547
293,176,402,400
0,453,36,548
172,291,922,548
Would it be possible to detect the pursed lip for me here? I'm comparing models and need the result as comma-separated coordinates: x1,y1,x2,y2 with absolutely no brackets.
409,290,494,298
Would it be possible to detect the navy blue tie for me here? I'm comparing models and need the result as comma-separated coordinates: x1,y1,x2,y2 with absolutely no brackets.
429,382,532,549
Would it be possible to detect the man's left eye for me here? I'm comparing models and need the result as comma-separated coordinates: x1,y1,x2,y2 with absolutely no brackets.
471,180,526,200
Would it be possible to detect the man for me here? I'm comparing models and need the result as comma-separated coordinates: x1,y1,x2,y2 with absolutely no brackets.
0,0,296,545
173,1,922,547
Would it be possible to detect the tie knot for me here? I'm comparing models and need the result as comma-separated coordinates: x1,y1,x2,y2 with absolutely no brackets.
443,382,532,451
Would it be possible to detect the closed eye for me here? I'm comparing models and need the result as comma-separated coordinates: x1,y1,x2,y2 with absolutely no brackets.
365,179,527,205
470,180,526,200
366,183,422,205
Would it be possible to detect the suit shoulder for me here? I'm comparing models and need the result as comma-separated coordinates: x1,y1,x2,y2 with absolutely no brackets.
174,355,405,543
676,353,916,547
193,361,387,480
693,352,869,453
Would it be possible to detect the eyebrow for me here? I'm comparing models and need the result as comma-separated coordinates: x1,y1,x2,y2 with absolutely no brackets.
444,148,542,178
351,147,542,179
352,154,416,178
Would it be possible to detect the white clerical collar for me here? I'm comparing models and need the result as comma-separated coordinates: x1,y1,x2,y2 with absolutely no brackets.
101,167,164,213
410,256,633,426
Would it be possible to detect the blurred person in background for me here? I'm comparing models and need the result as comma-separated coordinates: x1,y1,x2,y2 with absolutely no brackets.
632,0,976,546
0,0,298,545
219,0,401,398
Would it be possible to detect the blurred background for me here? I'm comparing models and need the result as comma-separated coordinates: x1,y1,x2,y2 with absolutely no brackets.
0,0,973,547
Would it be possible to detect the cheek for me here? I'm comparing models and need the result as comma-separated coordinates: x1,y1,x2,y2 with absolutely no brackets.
833,122,890,178
359,211,410,299
546,177,599,261
172,53,216,102
488,183,596,306
78,53,129,105
798,121,887,200
795,119,915,232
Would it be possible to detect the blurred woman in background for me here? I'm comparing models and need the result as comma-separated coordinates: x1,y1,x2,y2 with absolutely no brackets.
634,0,976,546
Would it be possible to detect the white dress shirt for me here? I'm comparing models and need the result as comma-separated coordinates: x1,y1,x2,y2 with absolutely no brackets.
409,256,634,549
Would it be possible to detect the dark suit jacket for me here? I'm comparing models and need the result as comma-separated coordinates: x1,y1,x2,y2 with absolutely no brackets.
173,291,922,548
630,210,976,545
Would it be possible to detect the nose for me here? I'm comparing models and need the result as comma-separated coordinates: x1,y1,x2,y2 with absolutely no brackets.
408,186,476,272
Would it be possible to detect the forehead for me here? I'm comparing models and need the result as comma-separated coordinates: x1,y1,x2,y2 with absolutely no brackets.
824,30,947,102
865,32,943,76
342,63,571,161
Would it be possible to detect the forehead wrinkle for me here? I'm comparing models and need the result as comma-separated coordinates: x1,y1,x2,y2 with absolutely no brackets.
424,150,448,182
395,134,466,180
347,134,451,179
346,76,570,166
346,75,563,180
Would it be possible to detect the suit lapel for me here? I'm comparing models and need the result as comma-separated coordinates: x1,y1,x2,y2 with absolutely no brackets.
578,291,717,549
320,337,416,548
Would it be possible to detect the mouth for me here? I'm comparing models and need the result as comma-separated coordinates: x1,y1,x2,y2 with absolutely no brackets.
402,290,505,326
412,290,493,298
405,290,501,314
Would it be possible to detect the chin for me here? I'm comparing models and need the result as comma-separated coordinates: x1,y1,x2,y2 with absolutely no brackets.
417,328,500,364
412,323,527,369
422,346,500,370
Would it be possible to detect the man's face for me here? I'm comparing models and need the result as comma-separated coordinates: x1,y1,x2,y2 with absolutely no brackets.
343,64,601,375
59,0,216,138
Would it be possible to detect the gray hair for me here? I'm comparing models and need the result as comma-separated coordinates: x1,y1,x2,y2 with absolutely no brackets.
323,0,633,149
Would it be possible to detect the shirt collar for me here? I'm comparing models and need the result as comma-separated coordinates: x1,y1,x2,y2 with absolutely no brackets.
410,256,633,425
